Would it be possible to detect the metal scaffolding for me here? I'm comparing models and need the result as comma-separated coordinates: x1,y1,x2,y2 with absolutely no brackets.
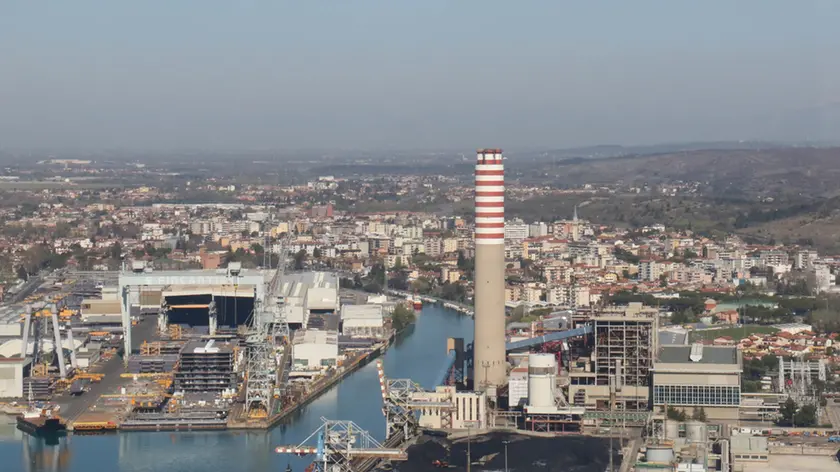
778,358,825,407
376,359,428,441
593,313,656,411
275,417,407,472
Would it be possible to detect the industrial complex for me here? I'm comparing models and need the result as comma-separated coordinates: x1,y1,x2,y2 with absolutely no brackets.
0,255,395,436
3,149,840,472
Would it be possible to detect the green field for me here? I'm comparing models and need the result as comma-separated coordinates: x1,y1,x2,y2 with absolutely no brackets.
689,325,779,343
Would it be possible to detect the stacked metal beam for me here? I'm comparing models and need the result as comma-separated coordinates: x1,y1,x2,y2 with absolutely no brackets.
126,354,179,374
22,377,53,400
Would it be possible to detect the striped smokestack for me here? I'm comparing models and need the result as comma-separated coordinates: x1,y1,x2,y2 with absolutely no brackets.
474,148,507,391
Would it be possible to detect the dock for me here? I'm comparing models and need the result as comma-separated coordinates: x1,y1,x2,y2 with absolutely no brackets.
229,339,388,430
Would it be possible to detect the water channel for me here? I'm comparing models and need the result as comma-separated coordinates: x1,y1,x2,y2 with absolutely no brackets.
1,304,474,472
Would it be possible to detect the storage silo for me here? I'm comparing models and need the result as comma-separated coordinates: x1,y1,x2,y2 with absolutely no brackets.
645,445,675,464
527,353,557,409
685,420,707,443
664,420,680,440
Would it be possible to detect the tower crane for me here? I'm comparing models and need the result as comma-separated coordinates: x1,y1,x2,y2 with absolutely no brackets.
275,417,407,472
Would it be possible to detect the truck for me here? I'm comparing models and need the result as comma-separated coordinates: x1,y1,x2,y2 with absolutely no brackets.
69,380,86,396
827,436,840,443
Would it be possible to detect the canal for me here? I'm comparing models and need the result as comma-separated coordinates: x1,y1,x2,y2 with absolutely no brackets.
1,304,474,472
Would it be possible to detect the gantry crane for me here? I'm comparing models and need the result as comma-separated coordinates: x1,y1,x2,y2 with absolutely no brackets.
20,303,72,379
275,417,407,472
377,359,422,441
376,359,455,439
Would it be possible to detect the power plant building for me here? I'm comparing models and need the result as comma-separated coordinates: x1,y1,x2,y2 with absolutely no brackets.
473,149,507,393
416,386,488,430
568,303,658,411
653,344,742,421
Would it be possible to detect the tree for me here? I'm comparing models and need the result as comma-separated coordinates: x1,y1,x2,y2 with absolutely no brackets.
391,304,417,333
614,247,641,264
109,242,123,260
16,265,28,281
666,406,687,422
692,406,707,422
794,403,818,427
293,249,307,270
778,398,797,426
313,247,322,259
671,307,695,325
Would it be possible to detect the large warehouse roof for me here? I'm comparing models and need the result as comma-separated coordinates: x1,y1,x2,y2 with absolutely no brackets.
658,345,738,365
277,272,338,311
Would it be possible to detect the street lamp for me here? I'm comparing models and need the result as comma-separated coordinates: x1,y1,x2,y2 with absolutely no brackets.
466,426,472,472
503,440,510,472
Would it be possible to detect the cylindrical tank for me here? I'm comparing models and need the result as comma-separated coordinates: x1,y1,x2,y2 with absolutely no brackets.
645,445,675,463
664,420,680,440
685,420,707,442
636,465,674,472
528,353,557,408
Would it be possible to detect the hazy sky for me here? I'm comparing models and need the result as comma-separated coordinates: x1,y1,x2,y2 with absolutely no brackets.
1,1,838,151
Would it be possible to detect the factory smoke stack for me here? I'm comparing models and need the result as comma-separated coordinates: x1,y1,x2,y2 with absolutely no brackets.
473,148,507,392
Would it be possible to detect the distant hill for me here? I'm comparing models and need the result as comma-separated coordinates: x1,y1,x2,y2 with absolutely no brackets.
513,146,840,197
511,141,795,161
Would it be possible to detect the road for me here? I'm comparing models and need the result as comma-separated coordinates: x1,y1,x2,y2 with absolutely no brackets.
825,403,840,430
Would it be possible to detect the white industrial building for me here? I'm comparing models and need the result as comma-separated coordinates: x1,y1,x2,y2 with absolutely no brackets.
0,357,27,398
416,386,488,430
291,330,339,369
508,367,528,408
118,265,270,353
340,305,385,338
277,272,339,328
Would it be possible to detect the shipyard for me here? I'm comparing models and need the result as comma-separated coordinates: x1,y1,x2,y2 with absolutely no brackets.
0,257,402,435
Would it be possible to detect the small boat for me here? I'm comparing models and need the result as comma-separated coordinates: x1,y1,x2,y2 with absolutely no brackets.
408,295,422,311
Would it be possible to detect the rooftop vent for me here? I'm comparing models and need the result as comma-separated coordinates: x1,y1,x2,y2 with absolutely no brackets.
690,343,704,362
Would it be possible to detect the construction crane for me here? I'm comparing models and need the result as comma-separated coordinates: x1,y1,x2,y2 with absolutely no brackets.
275,417,407,472
244,233,291,420
244,303,290,418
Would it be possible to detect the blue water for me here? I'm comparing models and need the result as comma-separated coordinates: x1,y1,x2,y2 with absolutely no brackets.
1,305,473,472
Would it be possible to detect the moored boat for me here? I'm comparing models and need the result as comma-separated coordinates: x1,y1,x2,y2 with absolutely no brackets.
16,409,67,437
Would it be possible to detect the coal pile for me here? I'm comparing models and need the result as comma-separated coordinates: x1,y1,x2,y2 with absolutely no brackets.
392,432,617,472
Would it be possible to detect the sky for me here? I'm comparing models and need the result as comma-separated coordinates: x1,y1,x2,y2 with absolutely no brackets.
0,1,839,151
